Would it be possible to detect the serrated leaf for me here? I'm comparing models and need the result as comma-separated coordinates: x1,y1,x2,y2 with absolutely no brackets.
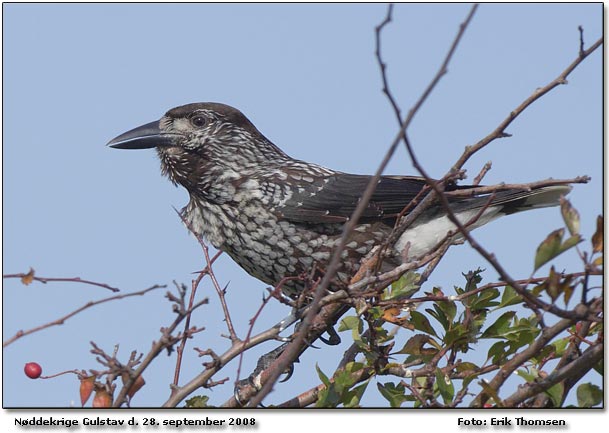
408,310,438,337
496,285,522,309
469,288,500,310
591,215,603,253
377,382,409,408
185,395,210,408
437,298,457,323
480,311,516,339
560,198,580,236
384,271,420,300
426,306,449,331
338,316,367,349
577,383,603,407
463,269,484,292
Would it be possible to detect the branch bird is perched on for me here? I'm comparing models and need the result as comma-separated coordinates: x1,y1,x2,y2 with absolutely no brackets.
108,102,571,296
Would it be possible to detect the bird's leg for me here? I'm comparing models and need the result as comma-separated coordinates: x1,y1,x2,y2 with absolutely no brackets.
319,325,341,346
273,307,300,334
234,342,297,406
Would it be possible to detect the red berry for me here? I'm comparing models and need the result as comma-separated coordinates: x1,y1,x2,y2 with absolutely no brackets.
24,362,42,379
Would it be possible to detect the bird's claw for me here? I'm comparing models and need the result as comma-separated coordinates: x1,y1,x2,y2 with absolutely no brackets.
319,325,341,346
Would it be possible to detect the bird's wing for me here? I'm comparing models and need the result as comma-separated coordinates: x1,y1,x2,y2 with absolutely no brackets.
274,172,431,224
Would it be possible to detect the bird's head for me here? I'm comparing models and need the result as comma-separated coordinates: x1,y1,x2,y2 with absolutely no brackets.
108,102,289,186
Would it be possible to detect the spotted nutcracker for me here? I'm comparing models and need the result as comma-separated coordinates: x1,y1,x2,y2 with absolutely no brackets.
108,102,570,296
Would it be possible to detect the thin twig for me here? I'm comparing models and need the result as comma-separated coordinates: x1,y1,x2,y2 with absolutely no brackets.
3,285,165,348
113,295,209,407
245,4,480,408
3,270,120,292
202,244,238,341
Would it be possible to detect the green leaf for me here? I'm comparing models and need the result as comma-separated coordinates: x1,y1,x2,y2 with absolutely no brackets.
551,337,569,358
443,324,468,346
534,229,564,270
338,316,361,333
516,368,537,383
408,310,438,337
437,298,457,324
462,269,484,292
343,380,369,408
487,341,509,364
496,285,522,309
545,266,561,301
478,380,504,408
560,198,580,236
469,288,500,311
315,364,331,387
562,234,582,251
576,383,603,407
396,334,440,355
480,311,516,339
454,362,479,374
384,271,420,300
426,306,449,331
545,382,564,407
377,382,410,408
338,316,367,349
185,395,209,408
435,368,454,404
534,228,582,271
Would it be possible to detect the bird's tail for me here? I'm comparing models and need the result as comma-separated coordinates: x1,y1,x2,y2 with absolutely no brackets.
496,185,572,215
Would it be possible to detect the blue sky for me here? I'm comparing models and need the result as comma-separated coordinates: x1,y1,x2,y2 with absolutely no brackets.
2,3,602,412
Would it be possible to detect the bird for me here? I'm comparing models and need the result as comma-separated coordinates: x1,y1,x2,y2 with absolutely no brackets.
108,102,571,298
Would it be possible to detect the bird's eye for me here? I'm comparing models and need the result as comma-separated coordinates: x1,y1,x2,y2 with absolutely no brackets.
191,115,207,128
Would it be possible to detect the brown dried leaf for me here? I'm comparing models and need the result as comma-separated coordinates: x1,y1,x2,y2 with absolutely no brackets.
592,215,603,253
122,372,145,399
382,307,408,326
560,197,580,236
21,268,35,286
79,376,95,407
92,388,113,408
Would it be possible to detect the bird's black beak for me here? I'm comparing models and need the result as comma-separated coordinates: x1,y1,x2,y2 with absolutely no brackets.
107,121,178,150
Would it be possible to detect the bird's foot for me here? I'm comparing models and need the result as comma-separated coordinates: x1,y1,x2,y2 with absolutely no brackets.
234,342,297,407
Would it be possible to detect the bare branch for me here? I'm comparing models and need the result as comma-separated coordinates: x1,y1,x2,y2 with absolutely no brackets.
113,294,209,407
3,269,120,292
502,343,603,408
244,4,481,408
3,284,165,348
